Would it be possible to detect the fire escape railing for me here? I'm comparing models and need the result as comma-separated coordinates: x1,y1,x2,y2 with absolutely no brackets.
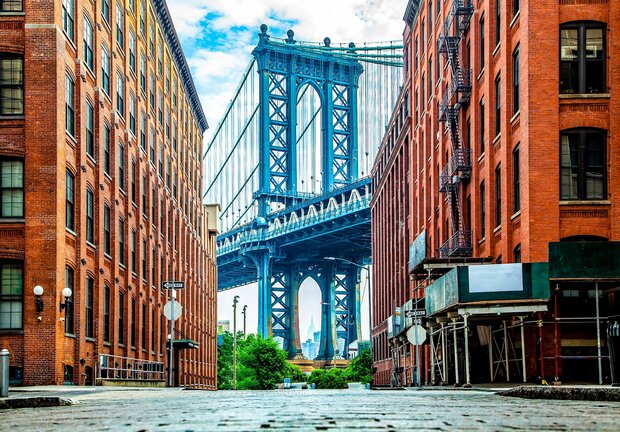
437,0,474,258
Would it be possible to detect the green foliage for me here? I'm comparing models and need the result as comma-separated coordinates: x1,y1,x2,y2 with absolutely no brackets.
344,349,373,385
307,368,349,389
218,333,296,390
283,362,306,382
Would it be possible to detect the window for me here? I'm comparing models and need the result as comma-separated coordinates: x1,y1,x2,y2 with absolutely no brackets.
151,188,156,221
495,0,501,47
151,307,155,351
1,159,23,218
102,0,110,23
141,239,147,280
561,129,607,200
131,159,137,203
421,19,425,52
65,170,74,229
513,0,519,17
131,230,137,273
103,124,111,174
150,73,155,108
62,0,74,40
118,292,125,345
64,266,74,334
139,0,145,35
116,3,124,50
86,101,94,157
158,43,163,75
495,74,501,136
83,17,94,71
116,73,124,116
512,46,520,114
158,92,163,124
149,130,155,162
428,56,432,96
141,176,147,215
104,204,111,255
0,262,22,330
65,74,75,136
479,16,485,71
140,54,146,93
514,244,521,263
158,146,163,177
86,189,94,244
119,217,125,265
118,142,125,190
103,285,110,342
149,25,154,55
141,303,146,349
479,98,485,154
428,1,432,34
129,30,136,72
102,47,111,96
495,164,501,227
513,145,520,213
85,276,94,338
480,182,486,238
131,297,136,347
151,248,156,284
129,93,136,135
560,22,606,94
0,1,23,12
0,55,24,115
140,113,147,150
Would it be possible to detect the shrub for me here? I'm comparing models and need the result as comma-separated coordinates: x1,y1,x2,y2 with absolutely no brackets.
308,368,348,389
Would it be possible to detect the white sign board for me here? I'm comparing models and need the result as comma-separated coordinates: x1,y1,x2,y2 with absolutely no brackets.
468,264,523,293
163,300,183,321
406,325,427,346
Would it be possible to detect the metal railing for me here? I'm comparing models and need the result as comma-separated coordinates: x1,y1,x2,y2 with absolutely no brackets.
97,354,165,381
438,229,472,258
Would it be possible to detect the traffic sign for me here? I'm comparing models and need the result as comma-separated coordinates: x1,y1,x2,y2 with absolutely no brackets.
163,300,183,321
405,309,426,318
406,325,427,346
162,281,184,290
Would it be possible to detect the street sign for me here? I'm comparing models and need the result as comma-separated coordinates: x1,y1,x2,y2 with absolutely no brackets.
412,318,425,326
162,281,184,290
163,300,183,321
405,309,427,318
406,325,427,346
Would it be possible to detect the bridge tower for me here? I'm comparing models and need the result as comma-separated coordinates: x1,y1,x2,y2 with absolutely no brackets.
248,25,364,359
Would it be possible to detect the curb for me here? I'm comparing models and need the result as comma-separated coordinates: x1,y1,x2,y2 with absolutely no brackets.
499,386,620,402
0,397,79,410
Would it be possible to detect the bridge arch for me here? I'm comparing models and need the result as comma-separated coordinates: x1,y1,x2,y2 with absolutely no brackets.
295,82,323,194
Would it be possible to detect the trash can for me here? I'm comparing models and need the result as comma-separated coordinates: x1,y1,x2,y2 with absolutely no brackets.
608,315,620,387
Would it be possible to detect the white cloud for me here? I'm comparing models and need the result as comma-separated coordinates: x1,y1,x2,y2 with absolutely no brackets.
168,0,406,136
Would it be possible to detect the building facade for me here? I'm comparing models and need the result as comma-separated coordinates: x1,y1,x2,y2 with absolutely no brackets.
371,0,620,387
0,0,218,387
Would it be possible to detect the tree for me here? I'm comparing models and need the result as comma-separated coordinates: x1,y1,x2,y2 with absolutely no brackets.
345,349,373,384
237,336,288,390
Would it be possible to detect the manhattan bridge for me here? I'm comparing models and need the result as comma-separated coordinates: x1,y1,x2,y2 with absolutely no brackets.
203,25,403,361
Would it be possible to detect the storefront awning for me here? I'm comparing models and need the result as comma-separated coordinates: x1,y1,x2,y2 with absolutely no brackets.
549,241,620,281
425,263,550,316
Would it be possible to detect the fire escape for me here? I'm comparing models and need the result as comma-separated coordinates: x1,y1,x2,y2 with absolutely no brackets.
437,0,474,258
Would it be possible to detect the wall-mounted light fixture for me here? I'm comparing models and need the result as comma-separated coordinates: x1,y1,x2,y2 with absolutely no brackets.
33,285,44,314
60,287,73,313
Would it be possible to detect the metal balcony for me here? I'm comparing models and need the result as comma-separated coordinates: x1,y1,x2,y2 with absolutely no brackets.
438,148,472,193
438,230,473,258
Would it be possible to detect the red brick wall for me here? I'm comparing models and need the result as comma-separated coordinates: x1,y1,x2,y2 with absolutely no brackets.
0,0,217,387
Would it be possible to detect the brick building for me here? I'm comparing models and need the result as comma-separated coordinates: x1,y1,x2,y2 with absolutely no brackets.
371,0,620,387
0,0,218,387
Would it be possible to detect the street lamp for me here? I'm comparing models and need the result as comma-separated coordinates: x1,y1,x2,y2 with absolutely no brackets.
33,285,44,314
324,257,372,354
242,305,247,338
60,287,73,312
232,295,240,390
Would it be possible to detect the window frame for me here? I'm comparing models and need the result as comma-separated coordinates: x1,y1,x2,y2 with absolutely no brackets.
495,164,502,228
62,0,75,40
560,128,608,201
83,16,94,71
0,261,23,330
560,21,607,94
65,169,75,230
0,54,24,116
85,276,94,338
86,188,95,244
0,158,24,219
64,266,75,334
513,145,520,213
512,45,520,114
101,46,111,96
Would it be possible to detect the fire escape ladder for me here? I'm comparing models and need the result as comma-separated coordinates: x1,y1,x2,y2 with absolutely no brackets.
437,0,474,259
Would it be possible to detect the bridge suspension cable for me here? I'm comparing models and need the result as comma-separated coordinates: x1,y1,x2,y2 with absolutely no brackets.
203,40,403,233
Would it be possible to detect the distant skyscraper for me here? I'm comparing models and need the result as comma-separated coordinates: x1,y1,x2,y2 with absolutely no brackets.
301,316,319,359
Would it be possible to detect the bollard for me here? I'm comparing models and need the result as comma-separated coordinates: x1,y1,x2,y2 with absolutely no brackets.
0,349,9,398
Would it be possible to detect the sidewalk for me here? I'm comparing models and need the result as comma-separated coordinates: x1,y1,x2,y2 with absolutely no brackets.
500,385,620,402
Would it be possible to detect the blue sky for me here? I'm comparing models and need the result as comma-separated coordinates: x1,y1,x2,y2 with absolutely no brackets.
167,0,405,339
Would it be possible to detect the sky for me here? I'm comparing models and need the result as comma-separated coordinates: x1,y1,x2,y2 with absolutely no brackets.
166,0,405,339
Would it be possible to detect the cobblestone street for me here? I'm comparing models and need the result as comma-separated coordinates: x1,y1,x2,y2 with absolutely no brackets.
1,388,619,431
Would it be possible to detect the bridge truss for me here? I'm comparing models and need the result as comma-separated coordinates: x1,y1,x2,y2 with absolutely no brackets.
203,26,403,360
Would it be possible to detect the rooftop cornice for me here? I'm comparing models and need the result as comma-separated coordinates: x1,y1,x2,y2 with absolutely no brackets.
152,0,209,133
403,0,420,26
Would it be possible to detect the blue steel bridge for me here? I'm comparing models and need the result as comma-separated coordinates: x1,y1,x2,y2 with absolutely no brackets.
203,25,402,360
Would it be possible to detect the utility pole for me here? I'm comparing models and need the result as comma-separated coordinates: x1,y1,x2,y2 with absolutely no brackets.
233,295,239,390
242,305,247,338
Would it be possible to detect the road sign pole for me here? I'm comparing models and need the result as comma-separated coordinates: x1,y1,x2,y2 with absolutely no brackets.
168,288,176,387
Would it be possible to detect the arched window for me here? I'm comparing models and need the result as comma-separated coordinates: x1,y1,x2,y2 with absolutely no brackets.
560,22,606,94
560,128,607,200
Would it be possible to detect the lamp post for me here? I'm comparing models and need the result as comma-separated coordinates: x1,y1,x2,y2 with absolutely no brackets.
232,295,239,390
242,305,247,338
324,257,372,352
